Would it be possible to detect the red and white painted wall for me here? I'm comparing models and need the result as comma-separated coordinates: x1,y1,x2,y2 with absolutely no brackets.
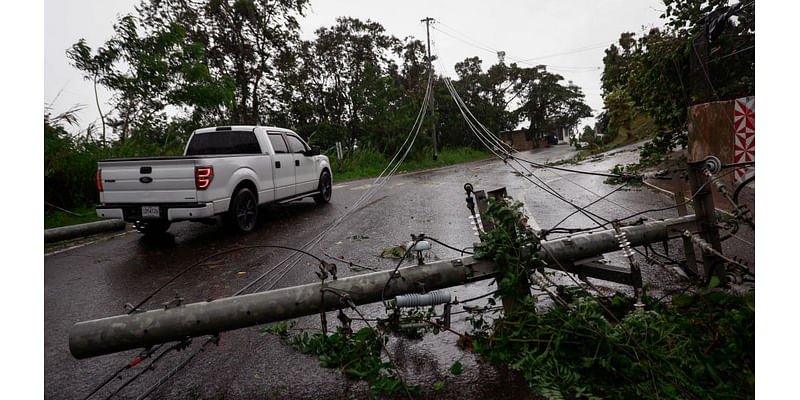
733,97,754,184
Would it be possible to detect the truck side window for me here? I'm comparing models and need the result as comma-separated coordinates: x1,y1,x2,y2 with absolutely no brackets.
269,134,289,154
286,135,308,154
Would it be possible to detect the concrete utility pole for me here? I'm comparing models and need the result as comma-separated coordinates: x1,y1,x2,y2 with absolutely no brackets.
69,214,698,359
70,256,497,359
421,17,437,160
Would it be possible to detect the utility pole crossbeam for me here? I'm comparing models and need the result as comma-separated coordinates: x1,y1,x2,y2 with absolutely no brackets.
421,17,437,161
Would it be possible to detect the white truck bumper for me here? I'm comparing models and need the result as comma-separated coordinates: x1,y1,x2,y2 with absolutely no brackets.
167,203,215,221
96,203,216,222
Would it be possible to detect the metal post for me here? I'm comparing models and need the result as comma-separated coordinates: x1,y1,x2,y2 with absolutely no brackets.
421,17,437,160
687,161,724,281
672,170,699,276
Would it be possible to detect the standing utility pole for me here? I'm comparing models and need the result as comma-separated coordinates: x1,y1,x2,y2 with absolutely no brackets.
421,17,437,160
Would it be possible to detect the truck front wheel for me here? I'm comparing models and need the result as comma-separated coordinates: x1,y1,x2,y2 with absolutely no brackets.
313,171,332,205
228,188,258,233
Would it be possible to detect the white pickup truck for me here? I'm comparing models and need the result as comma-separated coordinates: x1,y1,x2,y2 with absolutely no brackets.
95,125,332,234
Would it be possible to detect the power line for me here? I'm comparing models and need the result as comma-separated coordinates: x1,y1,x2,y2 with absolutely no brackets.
544,182,630,238
432,59,630,231
431,23,606,72
240,74,435,295
707,44,754,63
441,76,612,229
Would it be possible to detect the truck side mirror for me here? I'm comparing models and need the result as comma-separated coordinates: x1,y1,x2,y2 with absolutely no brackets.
304,146,321,156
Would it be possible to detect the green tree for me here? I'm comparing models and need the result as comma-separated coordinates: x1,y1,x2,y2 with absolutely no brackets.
604,85,635,134
435,57,515,150
600,0,754,157
68,14,236,152
511,65,591,141
136,0,310,125
65,39,117,147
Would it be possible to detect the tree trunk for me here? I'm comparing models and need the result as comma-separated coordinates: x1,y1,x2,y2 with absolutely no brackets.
93,75,106,148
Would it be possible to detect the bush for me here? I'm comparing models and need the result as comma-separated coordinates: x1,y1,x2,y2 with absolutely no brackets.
44,122,102,210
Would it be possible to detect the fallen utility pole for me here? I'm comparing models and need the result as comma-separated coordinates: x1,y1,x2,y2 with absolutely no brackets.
69,214,697,360
70,256,497,359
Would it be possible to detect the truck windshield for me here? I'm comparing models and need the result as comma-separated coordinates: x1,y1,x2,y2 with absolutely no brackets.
185,131,262,155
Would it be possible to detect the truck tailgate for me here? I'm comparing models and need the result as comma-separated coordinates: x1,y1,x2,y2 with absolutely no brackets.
99,158,198,204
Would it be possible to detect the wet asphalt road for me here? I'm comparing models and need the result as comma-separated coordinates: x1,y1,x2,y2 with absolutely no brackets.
44,143,755,399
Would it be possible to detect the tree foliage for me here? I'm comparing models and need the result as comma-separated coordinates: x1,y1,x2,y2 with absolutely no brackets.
600,0,754,158
512,67,592,138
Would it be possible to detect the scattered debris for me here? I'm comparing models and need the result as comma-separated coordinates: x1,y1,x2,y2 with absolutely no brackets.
380,244,406,258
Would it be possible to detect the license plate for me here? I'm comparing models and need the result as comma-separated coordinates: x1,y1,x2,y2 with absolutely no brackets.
141,206,160,218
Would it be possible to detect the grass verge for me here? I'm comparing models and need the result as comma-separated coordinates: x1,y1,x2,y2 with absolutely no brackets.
329,147,492,182
45,206,102,230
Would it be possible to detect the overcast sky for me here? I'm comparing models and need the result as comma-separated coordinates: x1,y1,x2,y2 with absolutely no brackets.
45,0,667,134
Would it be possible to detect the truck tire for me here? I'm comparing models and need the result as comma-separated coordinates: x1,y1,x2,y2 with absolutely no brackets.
313,170,332,205
134,220,171,235
229,187,258,233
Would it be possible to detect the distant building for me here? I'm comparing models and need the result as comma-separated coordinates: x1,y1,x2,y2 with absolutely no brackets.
499,128,539,150
500,125,575,150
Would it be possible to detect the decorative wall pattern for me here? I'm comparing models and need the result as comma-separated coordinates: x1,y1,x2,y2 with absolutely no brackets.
733,97,755,184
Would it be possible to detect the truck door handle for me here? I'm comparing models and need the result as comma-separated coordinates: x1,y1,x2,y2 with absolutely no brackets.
275,161,281,168
295,160,300,167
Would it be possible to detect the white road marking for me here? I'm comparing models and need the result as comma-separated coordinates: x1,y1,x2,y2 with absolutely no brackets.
349,184,374,191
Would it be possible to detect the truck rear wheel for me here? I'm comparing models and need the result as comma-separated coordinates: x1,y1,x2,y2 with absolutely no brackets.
229,188,258,233
134,220,171,235
313,171,332,205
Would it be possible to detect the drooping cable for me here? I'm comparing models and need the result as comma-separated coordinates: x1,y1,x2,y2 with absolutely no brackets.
244,79,434,294
441,75,611,229
237,74,435,295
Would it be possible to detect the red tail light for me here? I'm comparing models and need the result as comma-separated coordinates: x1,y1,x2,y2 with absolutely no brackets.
195,166,213,190
96,170,103,192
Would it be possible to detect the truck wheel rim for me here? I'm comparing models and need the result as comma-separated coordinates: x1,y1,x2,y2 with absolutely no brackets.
322,174,332,201
237,194,256,230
